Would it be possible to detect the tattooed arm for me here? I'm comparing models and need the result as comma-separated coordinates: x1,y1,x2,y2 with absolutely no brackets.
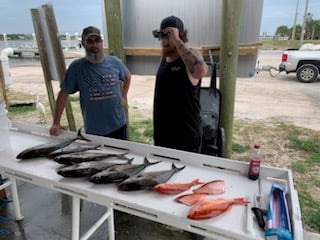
176,41,208,84
163,27,209,85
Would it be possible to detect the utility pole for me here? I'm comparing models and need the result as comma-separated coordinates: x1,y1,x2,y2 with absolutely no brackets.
300,0,309,45
219,0,244,158
291,0,299,40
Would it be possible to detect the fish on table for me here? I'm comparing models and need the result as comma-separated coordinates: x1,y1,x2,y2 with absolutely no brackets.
48,144,101,159
16,128,90,160
175,193,208,206
118,163,185,191
90,157,161,184
192,180,225,195
153,179,203,194
53,151,131,165
187,197,249,220
57,158,131,178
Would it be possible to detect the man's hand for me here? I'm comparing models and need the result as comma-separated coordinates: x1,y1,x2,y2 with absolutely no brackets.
162,27,180,42
49,124,65,136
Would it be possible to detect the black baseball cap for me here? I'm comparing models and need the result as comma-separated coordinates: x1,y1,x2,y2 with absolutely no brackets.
160,16,184,32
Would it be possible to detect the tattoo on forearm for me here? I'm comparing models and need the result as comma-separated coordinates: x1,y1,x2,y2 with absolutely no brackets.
177,42,205,74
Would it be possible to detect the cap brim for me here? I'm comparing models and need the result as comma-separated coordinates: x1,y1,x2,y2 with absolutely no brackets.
84,33,101,41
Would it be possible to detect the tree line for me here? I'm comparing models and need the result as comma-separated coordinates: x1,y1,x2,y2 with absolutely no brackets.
275,14,320,40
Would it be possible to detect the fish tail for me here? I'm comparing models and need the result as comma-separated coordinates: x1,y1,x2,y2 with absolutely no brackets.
193,179,202,185
172,163,186,172
143,157,149,164
144,157,161,166
77,128,91,142
119,153,131,160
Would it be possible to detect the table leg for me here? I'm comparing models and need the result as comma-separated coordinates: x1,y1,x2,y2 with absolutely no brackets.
108,207,115,240
0,175,7,199
72,196,80,240
9,177,24,221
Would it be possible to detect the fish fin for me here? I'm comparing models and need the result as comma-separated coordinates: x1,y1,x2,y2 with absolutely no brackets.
94,145,102,150
172,163,186,171
77,128,91,142
232,197,249,205
119,153,131,160
144,157,161,166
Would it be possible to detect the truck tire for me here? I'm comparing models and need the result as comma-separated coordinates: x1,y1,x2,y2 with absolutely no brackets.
296,64,319,83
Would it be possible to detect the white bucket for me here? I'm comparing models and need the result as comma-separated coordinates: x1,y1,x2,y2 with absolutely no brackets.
0,101,11,152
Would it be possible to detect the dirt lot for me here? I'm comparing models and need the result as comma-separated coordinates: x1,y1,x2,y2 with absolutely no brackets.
7,50,320,131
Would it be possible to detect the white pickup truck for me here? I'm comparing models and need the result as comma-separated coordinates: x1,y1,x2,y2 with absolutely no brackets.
278,43,320,83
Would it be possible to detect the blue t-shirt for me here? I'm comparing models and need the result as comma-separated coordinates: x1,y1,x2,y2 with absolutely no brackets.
61,55,129,136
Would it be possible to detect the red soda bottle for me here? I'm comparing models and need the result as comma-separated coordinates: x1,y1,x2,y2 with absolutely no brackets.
248,144,261,180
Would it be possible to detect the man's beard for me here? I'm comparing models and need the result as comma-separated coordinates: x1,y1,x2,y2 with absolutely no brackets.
85,49,104,63
161,43,176,57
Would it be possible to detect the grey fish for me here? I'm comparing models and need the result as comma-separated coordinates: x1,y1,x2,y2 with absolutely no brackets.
118,163,185,191
54,152,131,165
57,158,131,178
90,157,161,184
16,129,90,160
48,144,101,159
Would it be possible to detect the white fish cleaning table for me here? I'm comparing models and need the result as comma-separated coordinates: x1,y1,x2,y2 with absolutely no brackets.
0,122,303,240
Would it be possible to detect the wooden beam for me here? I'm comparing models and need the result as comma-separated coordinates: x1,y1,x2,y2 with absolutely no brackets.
104,0,125,61
219,0,244,158
200,42,262,56
103,42,261,57
31,4,76,131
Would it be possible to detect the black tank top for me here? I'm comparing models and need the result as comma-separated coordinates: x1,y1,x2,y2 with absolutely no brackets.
153,57,202,152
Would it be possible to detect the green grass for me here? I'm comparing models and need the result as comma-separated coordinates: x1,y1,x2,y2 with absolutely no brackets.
69,95,80,102
286,134,320,232
232,143,249,153
297,188,320,232
8,105,35,114
230,120,320,233
128,119,153,144
259,39,320,50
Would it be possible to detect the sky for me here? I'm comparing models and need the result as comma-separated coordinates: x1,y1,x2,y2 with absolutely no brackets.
0,0,319,36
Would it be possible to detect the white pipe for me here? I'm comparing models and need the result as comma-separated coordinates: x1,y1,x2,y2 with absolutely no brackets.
0,47,14,58
72,196,80,240
0,48,13,85
80,210,112,240
9,177,24,221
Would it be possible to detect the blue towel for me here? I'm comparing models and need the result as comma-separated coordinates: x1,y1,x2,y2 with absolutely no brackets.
0,177,8,185
0,197,13,235
0,198,12,210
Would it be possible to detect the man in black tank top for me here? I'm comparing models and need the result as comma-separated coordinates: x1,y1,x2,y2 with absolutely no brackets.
153,16,209,240
153,16,209,153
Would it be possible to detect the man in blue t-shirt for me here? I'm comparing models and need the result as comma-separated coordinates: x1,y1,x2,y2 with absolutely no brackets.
49,26,131,140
